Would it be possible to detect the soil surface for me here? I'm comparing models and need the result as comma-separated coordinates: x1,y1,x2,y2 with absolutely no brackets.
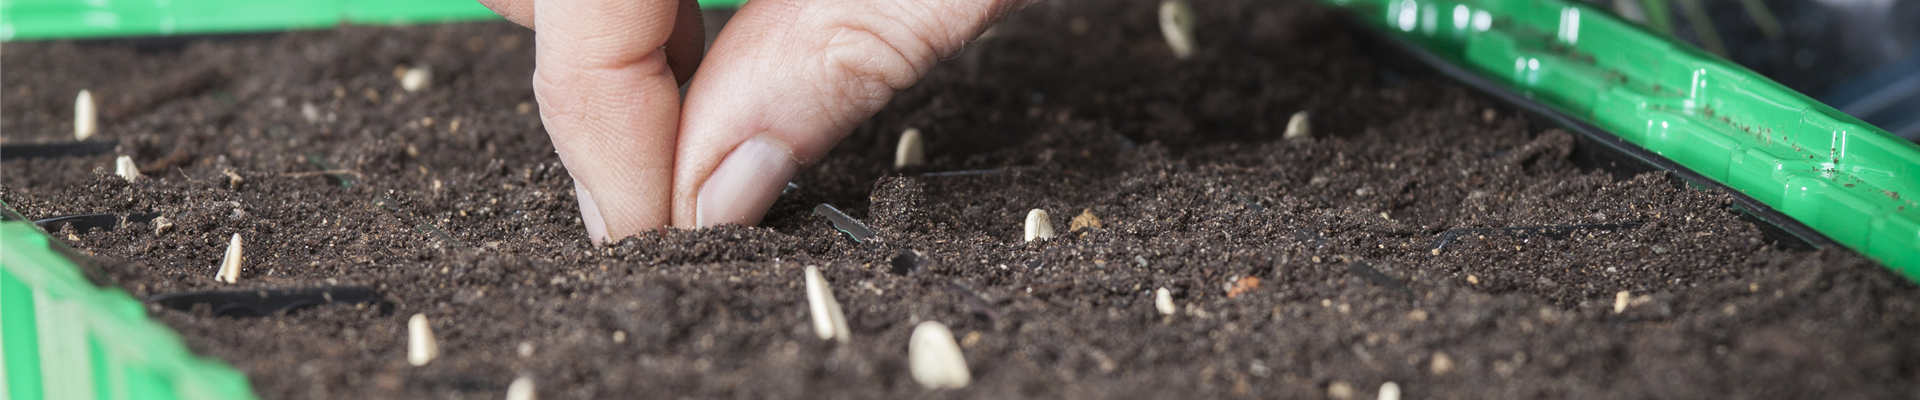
5,0,1919,399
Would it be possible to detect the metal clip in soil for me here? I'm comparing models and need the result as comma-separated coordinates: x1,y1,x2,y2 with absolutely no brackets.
813,203,876,242
1429,223,1643,252
146,285,391,318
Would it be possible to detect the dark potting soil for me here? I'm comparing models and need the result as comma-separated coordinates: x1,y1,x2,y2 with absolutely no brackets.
5,0,1919,399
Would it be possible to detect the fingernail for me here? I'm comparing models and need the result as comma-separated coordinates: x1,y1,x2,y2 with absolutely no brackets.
697,135,801,227
573,179,609,244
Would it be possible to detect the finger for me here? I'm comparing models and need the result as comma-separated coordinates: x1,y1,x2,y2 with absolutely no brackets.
535,0,684,242
477,0,535,28
673,0,1039,227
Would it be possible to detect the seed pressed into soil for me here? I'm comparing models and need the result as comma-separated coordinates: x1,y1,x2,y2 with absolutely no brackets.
4,0,1919,399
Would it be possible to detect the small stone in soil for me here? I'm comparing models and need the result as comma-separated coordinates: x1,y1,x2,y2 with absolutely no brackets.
1225,276,1261,298
408,313,439,366
1430,352,1456,375
909,321,971,389
506,376,536,400
1070,208,1103,231
889,250,928,275
518,341,533,357
804,266,852,343
215,233,242,284
400,65,432,92
1614,291,1632,314
151,216,174,235
1155,288,1176,315
895,127,925,169
114,156,142,181
1157,0,1196,59
1284,111,1311,140
1379,382,1401,400
1025,209,1055,242
1328,381,1355,400
75,89,96,141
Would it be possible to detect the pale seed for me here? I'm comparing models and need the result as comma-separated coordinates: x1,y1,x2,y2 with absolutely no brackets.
1614,290,1631,313
408,313,439,366
909,321,971,389
1158,0,1196,59
216,233,243,283
1024,209,1054,242
1378,382,1401,400
114,156,143,181
1284,111,1311,140
804,265,852,343
895,128,925,169
401,65,432,92
75,90,96,141
505,376,536,400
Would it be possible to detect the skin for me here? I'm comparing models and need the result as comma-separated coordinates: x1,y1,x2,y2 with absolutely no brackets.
478,0,1039,243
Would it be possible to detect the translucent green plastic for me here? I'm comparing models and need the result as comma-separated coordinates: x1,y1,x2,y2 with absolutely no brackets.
1,202,259,400
0,0,750,41
1327,0,1920,281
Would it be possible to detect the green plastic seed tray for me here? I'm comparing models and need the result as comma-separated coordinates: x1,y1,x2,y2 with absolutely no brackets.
0,0,750,40
1322,0,1920,281
1,201,259,400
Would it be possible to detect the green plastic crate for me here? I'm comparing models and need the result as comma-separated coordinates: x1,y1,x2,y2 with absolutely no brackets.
1,202,258,400
1325,0,1920,280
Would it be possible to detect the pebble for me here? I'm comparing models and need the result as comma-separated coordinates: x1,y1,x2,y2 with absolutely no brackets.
216,233,243,283
1328,381,1355,400
1069,208,1103,231
505,376,536,400
518,341,534,357
1378,382,1401,400
613,331,627,344
1157,0,1195,59
301,102,321,123
75,89,96,141
400,65,432,92
894,128,925,169
1224,276,1261,298
909,321,971,389
151,216,174,235
1467,275,1480,285
114,156,142,181
804,265,852,343
1155,287,1177,315
1614,290,1632,313
1024,209,1054,242
1284,111,1311,140
1430,352,1455,375
408,313,439,366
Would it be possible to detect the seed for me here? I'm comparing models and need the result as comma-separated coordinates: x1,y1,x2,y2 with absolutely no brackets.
408,313,440,366
894,128,925,169
400,65,432,92
1614,290,1631,313
75,90,96,141
1328,381,1355,400
613,331,627,343
1155,287,1177,315
1069,208,1103,231
804,265,851,343
517,341,534,357
1024,209,1054,242
114,156,143,181
1157,0,1196,59
505,376,536,400
1378,382,1401,400
1284,111,1311,140
909,321,971,389
216,233,243,283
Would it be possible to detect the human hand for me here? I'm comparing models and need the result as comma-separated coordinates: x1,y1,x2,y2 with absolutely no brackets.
479,0,1038,243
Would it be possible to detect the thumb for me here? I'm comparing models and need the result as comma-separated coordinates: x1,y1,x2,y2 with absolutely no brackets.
673,0,1038,227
